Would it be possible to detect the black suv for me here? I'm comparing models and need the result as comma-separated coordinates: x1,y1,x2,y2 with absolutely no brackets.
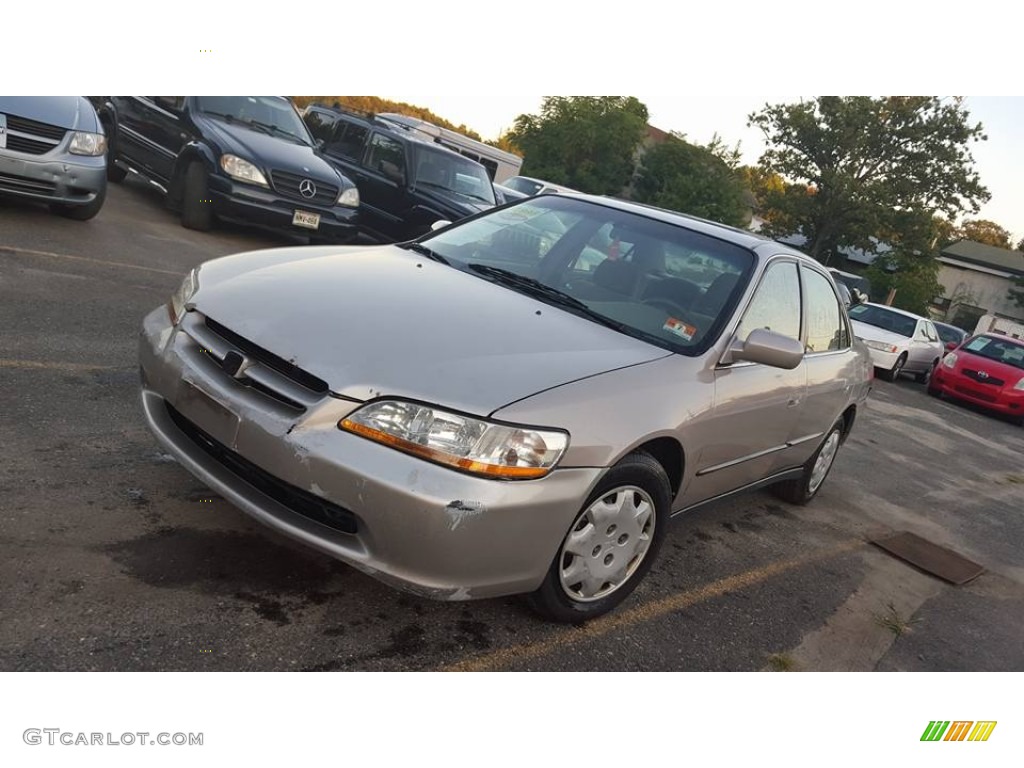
302,105,496,242
93,97,360,241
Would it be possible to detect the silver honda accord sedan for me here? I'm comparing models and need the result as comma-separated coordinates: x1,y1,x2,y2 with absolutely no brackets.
139,194,873,622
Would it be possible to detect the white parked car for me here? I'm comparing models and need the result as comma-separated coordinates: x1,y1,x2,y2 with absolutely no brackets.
848,302,944,382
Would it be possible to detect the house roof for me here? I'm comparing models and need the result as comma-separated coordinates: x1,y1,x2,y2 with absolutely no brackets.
941,240,1024,276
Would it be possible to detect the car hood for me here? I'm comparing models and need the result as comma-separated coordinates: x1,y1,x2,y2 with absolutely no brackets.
192,246,670,414
196,116,344,185
0,96,98,131
415,186,493,216
954,351,1024,384
850,320,910,347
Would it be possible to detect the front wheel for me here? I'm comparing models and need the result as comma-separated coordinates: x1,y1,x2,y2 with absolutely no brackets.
878,353,907,382
526,452,671,623
773,419,844,505
52,186,106,220
914,359,939,384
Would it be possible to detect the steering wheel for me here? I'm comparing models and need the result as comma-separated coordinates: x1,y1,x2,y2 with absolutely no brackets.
642,297,689,318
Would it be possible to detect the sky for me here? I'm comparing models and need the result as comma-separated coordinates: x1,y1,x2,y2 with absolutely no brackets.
385,93,1024,245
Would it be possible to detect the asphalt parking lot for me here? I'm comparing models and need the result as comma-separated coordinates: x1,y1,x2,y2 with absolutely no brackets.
2,180,1023,672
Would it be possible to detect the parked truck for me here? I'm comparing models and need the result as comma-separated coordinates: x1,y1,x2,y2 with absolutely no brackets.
973,314,1024,340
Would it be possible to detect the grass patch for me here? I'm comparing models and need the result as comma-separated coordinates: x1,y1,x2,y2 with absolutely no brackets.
874,602,918,637
766,652,797,671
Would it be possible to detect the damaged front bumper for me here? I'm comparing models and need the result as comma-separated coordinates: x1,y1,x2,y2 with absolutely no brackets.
139,306,602,600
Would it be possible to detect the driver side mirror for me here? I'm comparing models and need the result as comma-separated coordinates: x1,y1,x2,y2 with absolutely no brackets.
721,328,805,370
850,288,867,306
945,341,958,351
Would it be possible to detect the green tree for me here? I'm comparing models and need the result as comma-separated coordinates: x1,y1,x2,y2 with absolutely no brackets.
748,97,990,264
865,252,944,317
633,134,750,227
507,96,649,194
957,219,1013,248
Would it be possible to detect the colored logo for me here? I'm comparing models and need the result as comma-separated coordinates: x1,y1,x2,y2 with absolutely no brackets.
921,721,997,742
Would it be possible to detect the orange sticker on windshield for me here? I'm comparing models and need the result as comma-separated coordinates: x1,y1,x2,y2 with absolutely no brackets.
664,317,697,341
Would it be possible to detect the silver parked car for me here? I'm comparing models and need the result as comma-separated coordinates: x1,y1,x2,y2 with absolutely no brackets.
0,96,107,220
139,194,872,622
848,302,945,382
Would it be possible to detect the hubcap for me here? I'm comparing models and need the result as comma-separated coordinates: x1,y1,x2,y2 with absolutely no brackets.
809,430,841,494
558,486,655,602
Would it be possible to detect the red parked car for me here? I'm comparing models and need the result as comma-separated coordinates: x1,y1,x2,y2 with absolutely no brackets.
929,333,1024,424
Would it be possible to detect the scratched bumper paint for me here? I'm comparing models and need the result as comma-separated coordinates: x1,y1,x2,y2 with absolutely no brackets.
139,306,603,600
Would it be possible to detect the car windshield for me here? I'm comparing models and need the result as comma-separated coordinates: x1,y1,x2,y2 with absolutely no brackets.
848,304,917,338
962,335,1024,370
503,177,544,196
935,324,965,346
418,195,755,355
414,148,496,205
195,96,312,145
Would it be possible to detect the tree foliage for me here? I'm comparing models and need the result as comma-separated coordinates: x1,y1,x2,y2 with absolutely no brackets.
633,134,750,228
957,219,1013,249
865,253,944,317
507,97,649,194
749,97,990,264
291,96,484,141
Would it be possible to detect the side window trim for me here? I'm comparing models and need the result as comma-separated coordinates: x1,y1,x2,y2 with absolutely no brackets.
800,263,852,355
726,255,803,360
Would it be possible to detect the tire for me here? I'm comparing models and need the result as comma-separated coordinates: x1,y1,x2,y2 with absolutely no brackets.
914,359,939,384
52,185,106,221
878,353,907,382
773,419,845,505
180,162,214,231
526,451,671,623
105,129,127,183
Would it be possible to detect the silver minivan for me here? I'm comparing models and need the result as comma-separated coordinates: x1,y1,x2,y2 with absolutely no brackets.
139,194,873,622
0,96,107,220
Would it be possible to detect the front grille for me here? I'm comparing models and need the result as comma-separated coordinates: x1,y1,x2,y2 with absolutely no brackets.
204,317,329,395
0,171,57,196
167,403,358,535
955,385,997,403
963,369,1005,387
270,170,338,206
4,134,55,155
6,114,67,141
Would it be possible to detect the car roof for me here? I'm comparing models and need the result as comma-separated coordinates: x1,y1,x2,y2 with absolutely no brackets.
557,193,792,253
307,105,469,159
859,302,927,320
934,321,966,332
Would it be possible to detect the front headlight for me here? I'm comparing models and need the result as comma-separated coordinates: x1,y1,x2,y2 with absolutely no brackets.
168,268,198,325
1013,377,1024,391
69,131,107,156
220,154,269,187
942,353,958,370
337,186,360,207
340,400,568,479
864,340,899,354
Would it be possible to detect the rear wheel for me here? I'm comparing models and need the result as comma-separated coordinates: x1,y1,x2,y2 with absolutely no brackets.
878,353,907,382
181,162,214,231
914,358,939,384
773,419,844,505
527,451,670,623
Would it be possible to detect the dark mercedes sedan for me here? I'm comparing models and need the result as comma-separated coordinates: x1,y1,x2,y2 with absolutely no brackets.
93,96,360,242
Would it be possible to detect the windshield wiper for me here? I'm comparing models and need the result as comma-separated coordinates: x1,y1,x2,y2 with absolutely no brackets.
399,242,449,264
466,264,627,328
243,119,309,145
